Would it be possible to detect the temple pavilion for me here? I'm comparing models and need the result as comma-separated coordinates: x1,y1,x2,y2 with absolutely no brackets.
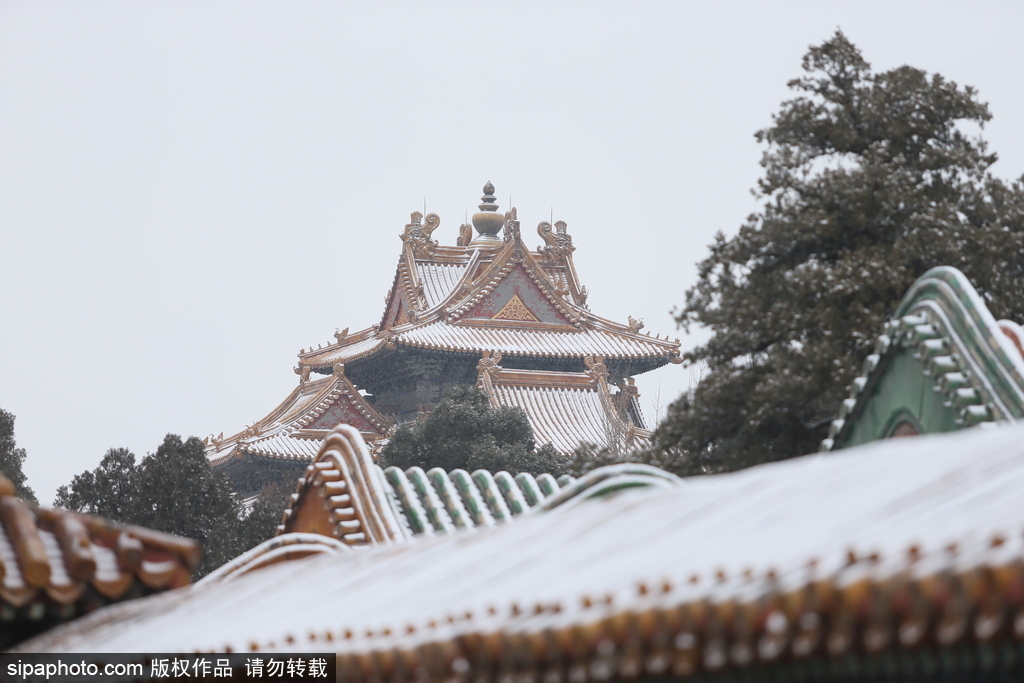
206,183,682,491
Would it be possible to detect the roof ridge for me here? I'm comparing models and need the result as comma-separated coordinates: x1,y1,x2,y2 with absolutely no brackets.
822,266,1024,452
279,425,677,544
444,238,585,327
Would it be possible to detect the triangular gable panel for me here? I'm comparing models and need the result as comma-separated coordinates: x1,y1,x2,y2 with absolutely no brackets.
308,393,378,432
381,293,407,330
493,294,540,322
466,264,569,324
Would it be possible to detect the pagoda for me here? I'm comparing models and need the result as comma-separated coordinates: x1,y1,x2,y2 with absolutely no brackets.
206,183,682,491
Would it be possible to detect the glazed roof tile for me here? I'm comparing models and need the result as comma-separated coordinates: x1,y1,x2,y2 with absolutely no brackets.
275,427,674,546
205,377,335,465
415,261,470,309
298,335,387,368
0,475,199,646
491,383,612,453
23,423,1024,666
240,432,322,461
824,266,1024,451
213,198,677,470
395,321,675,359
296,234,679,370
479,368,648,453
205,373,392,465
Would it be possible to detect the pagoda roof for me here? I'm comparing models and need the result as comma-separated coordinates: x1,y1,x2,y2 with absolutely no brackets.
397,319,675,360
206,369,393,468
295,208,681,373
206,358,648,466
207,186,677,469
298,320,677,370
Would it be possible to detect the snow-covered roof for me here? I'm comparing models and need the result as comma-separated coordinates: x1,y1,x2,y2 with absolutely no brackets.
296,228,680,372
25,422,1024,668
297,320,677,373
824,266,1024,451
395,320,675,361
480,367,648,454
279,426,676,546
415,260,470,308
295,334,387,368
0,474,199,646
239,431,322,461
205,370,392,467
209,188,677,476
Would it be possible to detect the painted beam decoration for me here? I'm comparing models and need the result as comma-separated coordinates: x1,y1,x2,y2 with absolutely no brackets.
822,266,1024,451
206,184,682,494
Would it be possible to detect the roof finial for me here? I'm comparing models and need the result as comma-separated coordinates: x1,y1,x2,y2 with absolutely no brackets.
470,181,503,247
479,181,498,212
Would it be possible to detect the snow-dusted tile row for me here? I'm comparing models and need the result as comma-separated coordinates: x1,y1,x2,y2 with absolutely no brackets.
242,431,321,461
23,422,1024,666
492,383,610,453
416,261,470,309
398,322,674,359
299,335,387,368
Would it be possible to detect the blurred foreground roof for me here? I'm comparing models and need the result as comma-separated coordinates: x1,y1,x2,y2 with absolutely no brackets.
0,476,200,649
18,423,1024,680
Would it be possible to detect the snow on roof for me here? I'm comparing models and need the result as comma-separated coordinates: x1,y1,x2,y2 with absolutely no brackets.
0,475,199,646
279,425,675,546
491,380,614,453
205,377,335,465
397,320,676,360
240,431,322,461
297,334,387,369
205,372,392,465
23,422,1024,663
478,366,649,454
415,261,470,309
824,266,1024,451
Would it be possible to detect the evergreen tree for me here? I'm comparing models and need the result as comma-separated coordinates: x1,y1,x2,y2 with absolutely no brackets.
379,386,565,476
0,409,36,502
654,31,1024,474
234,474,296,553
54,448,137,519
560,441,691,479
54,434,284,577
131,435,240,575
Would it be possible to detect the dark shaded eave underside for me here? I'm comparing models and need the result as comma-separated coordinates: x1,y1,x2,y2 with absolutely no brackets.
313,345,674,382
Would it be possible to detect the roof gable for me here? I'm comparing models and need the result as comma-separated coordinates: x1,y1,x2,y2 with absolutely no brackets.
447,239,582,329
303,388,382,433
824,266,1024,451
205,368,392,467
379,249,421,331
466,263,569,324
380,290,409,330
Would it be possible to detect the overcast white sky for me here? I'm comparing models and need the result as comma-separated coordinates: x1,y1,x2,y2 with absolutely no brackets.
2,1,1022,504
